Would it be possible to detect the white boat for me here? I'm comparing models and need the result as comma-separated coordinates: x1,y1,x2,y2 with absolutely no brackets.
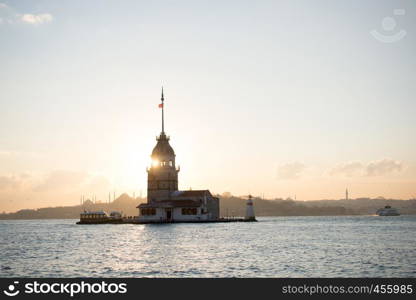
376,205,400,216
109,211,122,220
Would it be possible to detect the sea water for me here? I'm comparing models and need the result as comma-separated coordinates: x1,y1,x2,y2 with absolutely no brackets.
1,216,415,277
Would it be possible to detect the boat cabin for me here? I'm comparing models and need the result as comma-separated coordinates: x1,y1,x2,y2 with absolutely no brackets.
80,211,109,221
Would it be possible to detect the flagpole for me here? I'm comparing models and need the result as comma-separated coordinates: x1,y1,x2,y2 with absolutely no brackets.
161,87,164,134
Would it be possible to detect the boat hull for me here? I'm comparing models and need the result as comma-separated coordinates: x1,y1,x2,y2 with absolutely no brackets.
377,212,400,216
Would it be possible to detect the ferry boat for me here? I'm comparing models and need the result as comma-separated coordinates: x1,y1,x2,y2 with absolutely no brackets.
77,210,124,224
376,205,400,216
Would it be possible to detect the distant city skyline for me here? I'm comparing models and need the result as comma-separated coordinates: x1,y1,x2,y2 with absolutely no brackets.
1,0,415,212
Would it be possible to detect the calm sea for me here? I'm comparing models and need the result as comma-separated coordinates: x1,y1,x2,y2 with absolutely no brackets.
1,216,415,277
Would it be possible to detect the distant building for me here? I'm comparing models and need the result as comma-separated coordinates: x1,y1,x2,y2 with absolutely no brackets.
137,89,219,222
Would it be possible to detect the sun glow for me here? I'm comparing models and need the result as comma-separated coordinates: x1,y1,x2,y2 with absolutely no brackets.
107,135,153,193
152,159,160,167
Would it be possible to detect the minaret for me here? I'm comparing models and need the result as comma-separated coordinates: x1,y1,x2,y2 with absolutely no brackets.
346,188,349,201
245,195,256,221
147,88,179,202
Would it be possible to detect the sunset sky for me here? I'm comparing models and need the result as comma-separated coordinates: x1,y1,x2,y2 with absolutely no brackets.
1,0,415,212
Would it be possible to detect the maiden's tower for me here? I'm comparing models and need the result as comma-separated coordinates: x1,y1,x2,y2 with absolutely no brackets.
137,89,220,222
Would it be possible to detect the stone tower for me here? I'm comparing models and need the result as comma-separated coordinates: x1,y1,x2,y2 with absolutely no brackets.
147,88,179,202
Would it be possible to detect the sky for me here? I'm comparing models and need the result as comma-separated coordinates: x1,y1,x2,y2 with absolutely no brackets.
0,0,415,212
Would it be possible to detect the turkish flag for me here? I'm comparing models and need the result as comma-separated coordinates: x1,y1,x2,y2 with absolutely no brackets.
158,103,163,108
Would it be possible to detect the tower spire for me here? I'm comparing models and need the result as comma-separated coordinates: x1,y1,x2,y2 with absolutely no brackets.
161,87,165,134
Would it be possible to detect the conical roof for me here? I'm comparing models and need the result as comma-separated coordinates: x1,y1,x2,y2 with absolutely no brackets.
151,132,175,157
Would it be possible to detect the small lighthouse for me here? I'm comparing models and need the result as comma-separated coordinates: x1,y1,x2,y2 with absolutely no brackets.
245,195,256,221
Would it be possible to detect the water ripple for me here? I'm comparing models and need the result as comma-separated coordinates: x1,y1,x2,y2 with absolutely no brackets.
0,216,415,277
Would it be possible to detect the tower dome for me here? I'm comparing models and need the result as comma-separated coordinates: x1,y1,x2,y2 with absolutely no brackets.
151,133,175,158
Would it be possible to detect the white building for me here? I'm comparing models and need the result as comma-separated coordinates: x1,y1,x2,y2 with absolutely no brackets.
137,89,220,222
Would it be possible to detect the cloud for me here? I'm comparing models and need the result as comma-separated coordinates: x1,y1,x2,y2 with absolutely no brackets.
329,161,364,177
18,13,53,24
32,170,112,193
0,173,34,190
0,168,111,194
366,159,402,176
0,3,53,25
329,159,403,177
33,170,89,192
0,171,112,212
277,162,306,180
0,175,20,190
